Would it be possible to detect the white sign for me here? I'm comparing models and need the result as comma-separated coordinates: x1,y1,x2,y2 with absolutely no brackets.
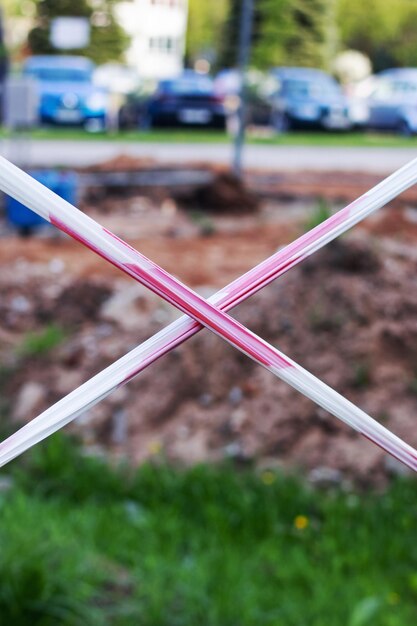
50,17,90,50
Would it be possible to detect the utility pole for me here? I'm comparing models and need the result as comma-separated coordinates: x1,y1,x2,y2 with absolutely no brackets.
0,6,8,125
233,0,254,178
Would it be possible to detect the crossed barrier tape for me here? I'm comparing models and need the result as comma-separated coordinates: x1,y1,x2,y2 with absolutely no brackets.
0,155,417,472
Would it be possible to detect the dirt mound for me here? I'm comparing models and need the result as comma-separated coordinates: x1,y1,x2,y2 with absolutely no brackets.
182,171,259,213
2,234,417,486
82,154,157,172
80,155,259,213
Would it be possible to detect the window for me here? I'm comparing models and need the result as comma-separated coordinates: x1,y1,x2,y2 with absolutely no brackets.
149,37,179,54
371,80,395,101
150,0,184,7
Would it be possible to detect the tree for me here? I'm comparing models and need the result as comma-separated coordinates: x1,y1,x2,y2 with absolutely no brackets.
254,0,337,69
219,0,337,70
186,0,229,68
3,0,35,17
337,0,417,71
0,7,8,82
28,0,129,65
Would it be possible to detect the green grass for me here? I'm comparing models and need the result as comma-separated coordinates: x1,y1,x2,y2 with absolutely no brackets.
304,198,332,232
17,324,66,358
3,126,417,148
1,434,417,625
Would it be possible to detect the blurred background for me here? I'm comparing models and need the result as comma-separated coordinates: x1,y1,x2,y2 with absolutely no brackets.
1,1,417,625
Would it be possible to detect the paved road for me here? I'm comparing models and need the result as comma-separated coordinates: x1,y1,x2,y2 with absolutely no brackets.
1,138,417,173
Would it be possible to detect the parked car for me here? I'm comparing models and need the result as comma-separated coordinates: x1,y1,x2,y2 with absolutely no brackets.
269,67,352,131
23,55,109,131
363,68,417,135
146,71,226,129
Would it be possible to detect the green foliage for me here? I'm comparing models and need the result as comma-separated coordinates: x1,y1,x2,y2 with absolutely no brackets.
1,433,417,625
37,0,91,18
28,0,129,65
12,434,131,503
2,0,33,18
352,361,371,389
186,0,229,67
17,324,66,357
219,0,337,70
337,0,417,71
255,0,337,69
0,514,100,625
190,210,216,237
305,198,332,232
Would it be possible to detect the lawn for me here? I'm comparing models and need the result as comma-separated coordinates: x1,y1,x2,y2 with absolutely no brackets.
3,126,417,148
1,434,417,626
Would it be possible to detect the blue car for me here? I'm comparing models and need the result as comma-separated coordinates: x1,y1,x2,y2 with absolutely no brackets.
269,67,351,132
23,55,109,131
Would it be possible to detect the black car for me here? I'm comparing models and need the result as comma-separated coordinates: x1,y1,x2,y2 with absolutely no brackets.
147,72,227,129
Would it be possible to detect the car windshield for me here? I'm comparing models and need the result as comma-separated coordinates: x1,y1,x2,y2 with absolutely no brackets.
283,78,340,98
25,67,91,83
163,77,214,95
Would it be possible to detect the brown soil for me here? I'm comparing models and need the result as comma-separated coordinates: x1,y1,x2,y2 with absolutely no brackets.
80,155,417,207
0,224,296,288
2,169,417,486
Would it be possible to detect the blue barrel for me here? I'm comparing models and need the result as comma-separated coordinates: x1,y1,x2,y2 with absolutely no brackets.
5,170,78,232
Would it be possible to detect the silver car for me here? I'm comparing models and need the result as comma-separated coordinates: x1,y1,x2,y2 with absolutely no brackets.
366,69,417,135
269,67,352,132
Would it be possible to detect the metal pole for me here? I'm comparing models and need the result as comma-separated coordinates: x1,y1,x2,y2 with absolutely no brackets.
0,6,8,126
233,0,254,177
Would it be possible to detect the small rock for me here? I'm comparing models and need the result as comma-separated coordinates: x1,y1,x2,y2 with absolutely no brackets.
308,466,343,488
111,408,128,445
0,476,14,493
198,393,213,408
95,323,114,338
101,284,154,331
228,386,243,406
161,198,177,216
49,258,65,274
10,295,31,314
230,409,247,431
176,425,190,439
13,382,47,422
224,442,243,458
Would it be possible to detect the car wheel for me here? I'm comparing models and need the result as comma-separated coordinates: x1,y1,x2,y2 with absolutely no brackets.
398,119,413,137
272,111,292,133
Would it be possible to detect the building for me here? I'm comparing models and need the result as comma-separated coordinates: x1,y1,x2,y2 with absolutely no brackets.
116,0,188,80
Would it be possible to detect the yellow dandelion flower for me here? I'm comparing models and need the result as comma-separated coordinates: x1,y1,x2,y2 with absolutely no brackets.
294,515,309,530
148,440,162,455
261,470,276,485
